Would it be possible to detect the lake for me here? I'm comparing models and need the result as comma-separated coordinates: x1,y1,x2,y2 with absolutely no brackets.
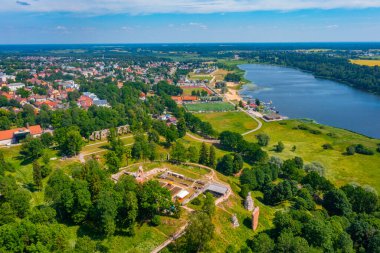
239,64,380,139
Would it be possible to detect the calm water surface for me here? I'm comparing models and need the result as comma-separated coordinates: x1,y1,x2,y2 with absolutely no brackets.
239,64,380,139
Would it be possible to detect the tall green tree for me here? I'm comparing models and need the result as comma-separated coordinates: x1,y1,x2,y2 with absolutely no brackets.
95,189,120,237
32,161,42,190
208,145,216,168
199,142,209,165
20,137,44,161
323,189,352,216
171,141,187,163
174,212,215,253
202,192,215,217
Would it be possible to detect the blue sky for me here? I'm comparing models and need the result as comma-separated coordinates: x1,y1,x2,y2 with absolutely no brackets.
0,0,380,44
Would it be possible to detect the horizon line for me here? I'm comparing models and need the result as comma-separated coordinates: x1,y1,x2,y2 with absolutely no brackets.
1,41,380,46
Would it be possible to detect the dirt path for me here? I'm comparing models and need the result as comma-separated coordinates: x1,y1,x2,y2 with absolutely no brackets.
185,132,220,144
78,143,133,163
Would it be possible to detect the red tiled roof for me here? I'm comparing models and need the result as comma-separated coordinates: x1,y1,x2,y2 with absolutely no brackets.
171,96,182,102
182,96,198,101
0,125,43,141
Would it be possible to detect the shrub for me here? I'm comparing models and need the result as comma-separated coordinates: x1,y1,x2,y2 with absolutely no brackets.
256,133,270,146
297,124,310,130
309,129,322,135
151,215,161,226
346,145,356,155
304,162,325,176
275,142,285,153
191,197,201,206
322,143,333,150
327,132,337,138
41,165,52,178
355,144,374,155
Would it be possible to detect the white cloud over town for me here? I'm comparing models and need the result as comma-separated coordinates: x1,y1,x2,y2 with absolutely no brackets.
5,0,380,14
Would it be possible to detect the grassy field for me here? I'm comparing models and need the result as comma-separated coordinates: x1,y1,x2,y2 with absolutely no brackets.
212,69,230,83
181,86,212,96
184,102,235,112
188,72,213,81
195,111,258,134
350,59,380,66
195,112,380,192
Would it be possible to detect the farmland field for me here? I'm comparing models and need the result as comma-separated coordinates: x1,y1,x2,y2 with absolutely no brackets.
195,111,258,134
184,102,235,112
350,59,380,66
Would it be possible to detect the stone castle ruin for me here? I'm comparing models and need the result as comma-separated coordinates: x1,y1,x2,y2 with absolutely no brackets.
252,207,260,231
89,124,130,141
231,213,239,228
244,192,254,211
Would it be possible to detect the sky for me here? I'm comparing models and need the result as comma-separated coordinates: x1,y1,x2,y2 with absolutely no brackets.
0,0,380,44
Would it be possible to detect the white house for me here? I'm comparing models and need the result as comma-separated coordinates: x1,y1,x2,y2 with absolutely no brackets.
8,82,25,91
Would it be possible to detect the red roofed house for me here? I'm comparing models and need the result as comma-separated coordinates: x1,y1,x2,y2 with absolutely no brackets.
77,95,93,109
182,96,198,103
171,96,182,104
0,125,43,146
139,92,146,101
35,100,58,109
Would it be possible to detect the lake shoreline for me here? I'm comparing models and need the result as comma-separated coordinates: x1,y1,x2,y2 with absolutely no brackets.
237,63,380,139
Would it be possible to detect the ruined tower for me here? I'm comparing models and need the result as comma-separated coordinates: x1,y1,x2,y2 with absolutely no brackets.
244,192,254,211
252,206,260,231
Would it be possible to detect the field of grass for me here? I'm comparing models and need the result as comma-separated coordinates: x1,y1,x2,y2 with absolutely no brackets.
212,69,230,83
194,112,380,192
350,59,380,67
188,72,213,81
181,86,212,96
249,120,380,192
184,102,235,112
195,111,258,134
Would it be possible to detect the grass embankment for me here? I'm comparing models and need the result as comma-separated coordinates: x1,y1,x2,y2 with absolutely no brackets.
195,111,258,134
184,102,235,112
350,59,380,67
195,112,380,192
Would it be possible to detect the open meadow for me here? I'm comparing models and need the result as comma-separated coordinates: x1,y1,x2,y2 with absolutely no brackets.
195,111,259,134
180,86,213,96
184,102,235,112
196,111,380,192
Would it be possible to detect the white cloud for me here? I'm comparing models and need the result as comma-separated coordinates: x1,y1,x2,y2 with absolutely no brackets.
189,22,208,30
121,26,134,31
326,24,339,29
56,25,67,30
1,0,380,14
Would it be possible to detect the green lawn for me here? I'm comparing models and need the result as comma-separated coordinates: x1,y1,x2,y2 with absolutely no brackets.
184,102,235,112
195,112,380,192
195,111,258,134
182,87,205,96
245,120,380,191
188,72,213,81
